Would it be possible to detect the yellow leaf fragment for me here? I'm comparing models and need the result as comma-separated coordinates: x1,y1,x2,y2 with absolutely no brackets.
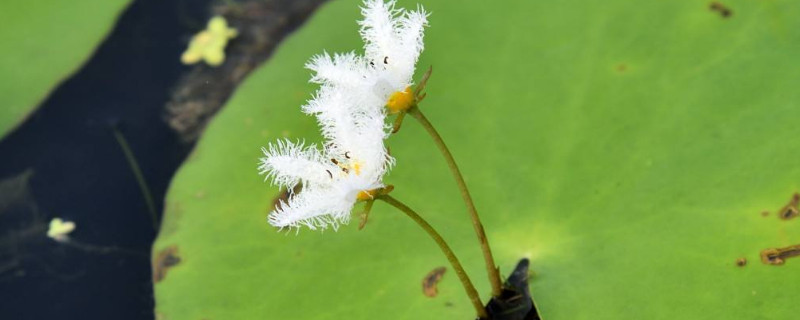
180,16,238,66
47,218,76,242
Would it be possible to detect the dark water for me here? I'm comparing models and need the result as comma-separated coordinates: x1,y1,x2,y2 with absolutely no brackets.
0,0,209,318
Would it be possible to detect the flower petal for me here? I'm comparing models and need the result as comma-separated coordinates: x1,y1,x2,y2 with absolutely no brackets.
306,51,372,88
259,140,337,189
268,185,353,231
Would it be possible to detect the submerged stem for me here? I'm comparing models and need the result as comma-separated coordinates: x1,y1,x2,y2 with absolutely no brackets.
377,195,488,319
407,107,503,297
112,127,159,230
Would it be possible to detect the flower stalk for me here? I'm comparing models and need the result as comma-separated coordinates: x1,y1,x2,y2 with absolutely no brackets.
406,106,504,298
377,194,488,319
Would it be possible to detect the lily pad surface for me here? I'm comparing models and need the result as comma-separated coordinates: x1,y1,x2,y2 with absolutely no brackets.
153,0,800,319
0,0,129,138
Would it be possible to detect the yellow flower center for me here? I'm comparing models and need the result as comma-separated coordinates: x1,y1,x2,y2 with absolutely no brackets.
356,190,375,201
356,185,394,201
386,87,415,114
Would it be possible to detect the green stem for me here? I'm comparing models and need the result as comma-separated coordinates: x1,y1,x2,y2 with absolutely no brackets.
378,195,488,319
112,127,159,230
407,107,504,297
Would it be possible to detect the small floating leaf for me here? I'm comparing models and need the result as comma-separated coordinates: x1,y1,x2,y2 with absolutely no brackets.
181,16,238,67
47,218,76,242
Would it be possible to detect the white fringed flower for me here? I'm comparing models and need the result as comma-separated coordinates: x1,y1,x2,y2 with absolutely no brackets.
259,0,427,231
307,0,428,116
259,139,389,230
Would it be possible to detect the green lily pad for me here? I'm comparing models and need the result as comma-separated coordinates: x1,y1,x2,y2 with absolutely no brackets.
153,0,800,319
0,0,129,138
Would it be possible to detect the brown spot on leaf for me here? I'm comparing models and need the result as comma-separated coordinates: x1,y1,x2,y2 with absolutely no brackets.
760,244,800,265
709,2,732,18
271,183,303,212
778,193,800,220
761,210,769,217
616,64,627,73
422,267,446,298
735,257,747,267
152,245,181,283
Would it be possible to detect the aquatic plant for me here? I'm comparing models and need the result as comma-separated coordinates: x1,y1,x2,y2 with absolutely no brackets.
258,1,502,318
